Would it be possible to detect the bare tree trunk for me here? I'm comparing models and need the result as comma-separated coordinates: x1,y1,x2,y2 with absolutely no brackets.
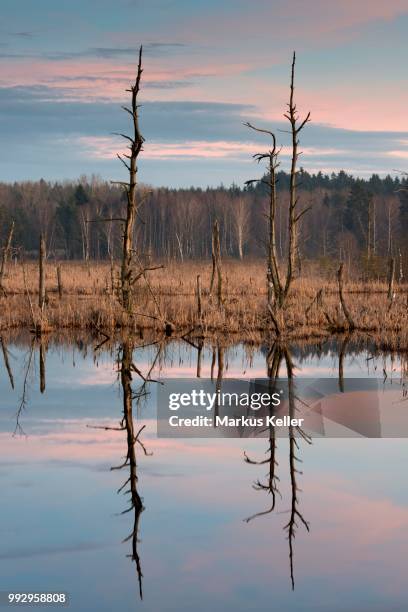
237,226,243,260
209,229,216,295
387,202,392,255
56,264,63,299
0,221,14,295
337,263,355,330
110,254,115,296
387,257,395,301
367,199,372,260
373,199,376,256
175,233,184,262
39,234,46,312
209,220,223,308
22,260,36,330
196,274,202,320
118,47,145,314
245,123,282,308
80,210,90,263
283,52,311,300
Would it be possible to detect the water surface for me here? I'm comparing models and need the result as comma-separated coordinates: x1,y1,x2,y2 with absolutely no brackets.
1,337,407,611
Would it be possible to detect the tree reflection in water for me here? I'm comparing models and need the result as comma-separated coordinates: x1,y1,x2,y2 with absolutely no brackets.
244,343,311,590
6,334,407,597
92,338,162,600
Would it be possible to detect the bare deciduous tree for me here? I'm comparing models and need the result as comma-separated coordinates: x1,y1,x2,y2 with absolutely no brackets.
233,197,250,260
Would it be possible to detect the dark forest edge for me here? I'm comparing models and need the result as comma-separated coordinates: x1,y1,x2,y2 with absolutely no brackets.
0,169,407,270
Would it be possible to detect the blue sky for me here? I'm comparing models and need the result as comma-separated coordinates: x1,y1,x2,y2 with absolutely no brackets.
0,0,407,186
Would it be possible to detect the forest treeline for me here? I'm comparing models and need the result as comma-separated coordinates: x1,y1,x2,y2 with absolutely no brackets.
0,169,407,271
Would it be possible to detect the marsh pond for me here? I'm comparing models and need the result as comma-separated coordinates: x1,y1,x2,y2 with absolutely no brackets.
1,333,408,612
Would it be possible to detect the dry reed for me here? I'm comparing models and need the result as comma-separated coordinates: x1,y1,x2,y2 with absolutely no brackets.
0,259,407,348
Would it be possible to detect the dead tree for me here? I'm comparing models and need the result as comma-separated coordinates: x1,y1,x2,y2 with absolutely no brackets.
115,47,145,314
233,198,250,260
110,47,164,325
244,123,282,310
209,220,223,307
0,221,15,295
337,263,355,330
245,52,311,316
196,274,202,320
284,52,311,298
39,234,46,312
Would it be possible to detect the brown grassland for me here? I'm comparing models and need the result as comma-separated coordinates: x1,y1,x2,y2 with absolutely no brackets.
0,259,407,351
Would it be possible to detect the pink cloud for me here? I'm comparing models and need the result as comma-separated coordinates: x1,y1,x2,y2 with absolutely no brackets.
76,135,348,162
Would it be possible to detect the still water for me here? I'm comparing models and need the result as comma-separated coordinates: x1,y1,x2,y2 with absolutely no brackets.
1,336,407,611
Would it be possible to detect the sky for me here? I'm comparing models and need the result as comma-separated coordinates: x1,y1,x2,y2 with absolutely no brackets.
0,0,407,187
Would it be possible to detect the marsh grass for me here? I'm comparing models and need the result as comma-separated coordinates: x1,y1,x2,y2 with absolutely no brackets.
0,260,407,348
